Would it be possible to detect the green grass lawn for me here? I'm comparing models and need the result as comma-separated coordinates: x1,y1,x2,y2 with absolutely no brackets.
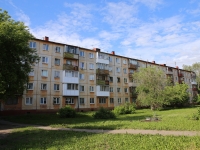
0,127,200,150
3,107,200,131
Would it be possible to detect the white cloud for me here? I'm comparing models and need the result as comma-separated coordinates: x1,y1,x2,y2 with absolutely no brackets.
133,0,164,10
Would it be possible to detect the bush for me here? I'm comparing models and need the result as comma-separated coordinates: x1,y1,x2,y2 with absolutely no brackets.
113,102,136,115
93,107,116,119
191,107,200,120
57,105,76,118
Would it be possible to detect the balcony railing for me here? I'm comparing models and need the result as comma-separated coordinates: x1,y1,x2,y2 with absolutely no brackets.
63,64,79,71
192,88,198,91
178,73,184,77
128,64,138,69
96,80,109,85
96,69,109,75
63,52,79,59
130,92,137,97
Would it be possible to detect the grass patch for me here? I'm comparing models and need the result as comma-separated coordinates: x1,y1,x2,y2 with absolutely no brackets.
3,107,200,131
0,127,200,150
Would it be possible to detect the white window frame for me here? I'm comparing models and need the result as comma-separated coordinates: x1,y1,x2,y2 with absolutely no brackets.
116,58,120,63
41,70,48,77
99,97,106,103
89,63,94,70
117,88,120,92
89,75,94,80
124,78,128,83
80,51,85,57
110,87,113,92
42,56,48,63
43,44,49,51
29,70,34,76
116,67,120,73
55,58,60,65
90,98,94,104
54,71,60,78
90,86,94,92
27,83,33,90
53,97,60,104
109,56,112,62
25,97,33,105
80,85,84,92
67,84,78,90
123,68,127,74
109,66,112,72
125,98,129,103
41,83,47,90
118,98,121,104
79,74,85,80
80,98,85,104
66,98,74,104
54,84,59,91
89,53,94,58
117,77,120,83
124,88,128,93
123,60,127,64
110,98,114,103
40,97,47,104
29,42,36,49
80,62,85,69
55,46,60,53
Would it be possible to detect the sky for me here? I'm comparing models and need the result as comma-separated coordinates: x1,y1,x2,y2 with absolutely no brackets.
1,0,200,68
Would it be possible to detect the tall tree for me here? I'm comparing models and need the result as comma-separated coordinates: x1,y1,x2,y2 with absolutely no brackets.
133,67,169,110
0,9,39,100
183,62,200,88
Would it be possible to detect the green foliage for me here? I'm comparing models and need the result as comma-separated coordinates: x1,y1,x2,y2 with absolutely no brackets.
57,105,76,118
191,108,200,120
0,9,39,100
93,107,116,119
133,67,169,110
164,83,189,107
113,102,136,115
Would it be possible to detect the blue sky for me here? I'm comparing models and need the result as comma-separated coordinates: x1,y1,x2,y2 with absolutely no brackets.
1,0,200,68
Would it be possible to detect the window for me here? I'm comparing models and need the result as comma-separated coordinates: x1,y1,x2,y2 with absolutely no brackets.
109,66,112,72
110,87,113,92
80,51,85,57
41,70,48,77
124,78,128,83
80,85,84,92
55,58,60,65
109,77,113,82
5,97,18,105
123,60,127,64
117,88,120,92
110,98,114,103
54,71,60,78
29,42,36,48
116,67,120,73
89,63,94,70
42,56,48,63
43,44,49,51
89,75,94,80
124,88,128,93
25,97,33,105
116,58,120,63
99,98,106,103
108,56,112,61
90,86,94,92
27,83,33,90
66,98,74,104
123,68,127,74
67,84,78,90
66,60,72,65
29,70,34,76
130,69,134,73
55,46,60,53
90,98,94,104
65,71,78,77
79,74,85,80
89,53,94,58
118,98,121,104
54,84,59,91
80,98,85,104
52,97,59,104
40,97,47,104
80,62,85,69
41,83,47,90
125,98,129,103
117,77,120,83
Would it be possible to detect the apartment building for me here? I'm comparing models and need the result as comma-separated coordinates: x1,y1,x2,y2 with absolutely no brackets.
0,37,198,114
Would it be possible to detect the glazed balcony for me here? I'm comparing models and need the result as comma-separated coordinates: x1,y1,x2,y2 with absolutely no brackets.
96,69,109,75
128,64,138,69
96,80,109,85
63,52,79,59
63,64,79,71
96,85,109,96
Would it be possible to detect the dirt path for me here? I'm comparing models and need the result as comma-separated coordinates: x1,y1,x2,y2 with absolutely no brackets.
1,119,200,138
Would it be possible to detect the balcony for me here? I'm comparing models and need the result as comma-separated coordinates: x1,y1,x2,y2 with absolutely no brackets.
166,70,173,75
179,79,184,84
130,92,137,97
62,84,79,96
192,88,198,91
191,73,196,78
128,64,138,69
63,64,78,71
96,69,109,75
96,85,109,96
97,80,109,85
191,81,197,85
63,52,79,59
128,82,137,87
129,73,133,78
62,71,79,83
178,73,184,77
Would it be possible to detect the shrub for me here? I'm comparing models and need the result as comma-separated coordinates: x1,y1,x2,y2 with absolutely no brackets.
93,107,116,119
57,105,76,118
191,107,200,120
113,102,136,115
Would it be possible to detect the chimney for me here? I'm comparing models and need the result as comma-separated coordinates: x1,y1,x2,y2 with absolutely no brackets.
93,48,100,52
111,51,115,55
176,66,179,69
152,61,155,64
44,36,49,41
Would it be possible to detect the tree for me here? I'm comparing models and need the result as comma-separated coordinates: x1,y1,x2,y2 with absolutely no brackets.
0,9,39,100
163,83,189,107
133,67,169,110
183,62,200,89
